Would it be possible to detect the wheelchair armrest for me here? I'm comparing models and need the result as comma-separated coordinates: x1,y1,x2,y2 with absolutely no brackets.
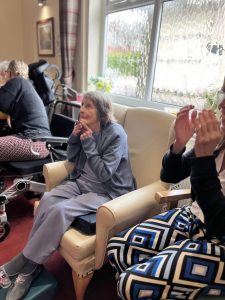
31,136,68,158
32,136,68,144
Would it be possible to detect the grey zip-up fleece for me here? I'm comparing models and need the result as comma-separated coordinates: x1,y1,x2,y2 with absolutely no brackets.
67,121,136,199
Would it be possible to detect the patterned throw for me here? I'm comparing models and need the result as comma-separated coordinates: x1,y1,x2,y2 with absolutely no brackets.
107,206,225,299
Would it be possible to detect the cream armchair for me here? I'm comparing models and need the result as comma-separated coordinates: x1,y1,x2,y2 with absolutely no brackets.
42,103,175,300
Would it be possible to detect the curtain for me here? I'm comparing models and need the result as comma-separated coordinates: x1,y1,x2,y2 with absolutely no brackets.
59,0,80,87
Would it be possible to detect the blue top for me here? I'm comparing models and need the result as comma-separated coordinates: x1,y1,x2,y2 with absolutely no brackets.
67,122,136,199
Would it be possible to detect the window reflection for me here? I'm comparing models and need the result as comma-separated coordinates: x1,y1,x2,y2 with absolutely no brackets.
105,5,153,99
153,0,225,108
104,0,225,109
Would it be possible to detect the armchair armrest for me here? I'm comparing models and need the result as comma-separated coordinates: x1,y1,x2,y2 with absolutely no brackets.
155,189,191,203
95,180,169,269
155,189,191,209
43,160,74,191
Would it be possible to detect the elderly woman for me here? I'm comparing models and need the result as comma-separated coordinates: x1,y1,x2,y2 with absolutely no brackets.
0,91,136,300
0,59,51,161
107,96,225,299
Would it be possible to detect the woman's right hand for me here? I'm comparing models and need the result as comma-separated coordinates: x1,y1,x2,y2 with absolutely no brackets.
71,120,93,140
172,105,197,154
72,121,83,136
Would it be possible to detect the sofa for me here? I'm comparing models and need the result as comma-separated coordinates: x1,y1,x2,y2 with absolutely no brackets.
42,102,175,299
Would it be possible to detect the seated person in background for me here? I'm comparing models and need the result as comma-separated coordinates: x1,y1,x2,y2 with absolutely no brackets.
107,99,225,299
0,60,9,87
0,61,10,126
0,60,51,161
0,91,136,300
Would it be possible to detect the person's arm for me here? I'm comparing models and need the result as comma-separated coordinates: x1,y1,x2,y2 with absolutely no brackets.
67,120,87,162
66,134,81,162
160,146,193,183
191,109,225,237
172,105,196,154
191,156,225,237
0,79,18,113
82,124,126,182
160,105,197,183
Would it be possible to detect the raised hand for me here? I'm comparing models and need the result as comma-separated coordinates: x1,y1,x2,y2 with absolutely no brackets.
72,121,83,136
172,105,197,153
194,109,221,157
78,121,93,141
72,120,93,140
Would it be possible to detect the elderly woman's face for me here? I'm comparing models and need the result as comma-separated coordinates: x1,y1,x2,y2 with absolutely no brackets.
79,97,100,130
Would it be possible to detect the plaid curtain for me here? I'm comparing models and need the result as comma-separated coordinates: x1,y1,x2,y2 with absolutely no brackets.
59,0,80,87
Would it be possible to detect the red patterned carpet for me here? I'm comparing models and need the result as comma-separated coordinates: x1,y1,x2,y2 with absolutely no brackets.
0,197,118,300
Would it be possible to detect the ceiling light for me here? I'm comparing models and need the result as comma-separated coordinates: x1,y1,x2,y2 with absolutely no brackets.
37,0,46,7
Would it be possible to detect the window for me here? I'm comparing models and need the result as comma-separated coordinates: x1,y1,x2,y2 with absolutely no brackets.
102,0,225,109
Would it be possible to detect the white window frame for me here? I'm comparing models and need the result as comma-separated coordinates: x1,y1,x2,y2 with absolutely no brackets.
100,0,180,110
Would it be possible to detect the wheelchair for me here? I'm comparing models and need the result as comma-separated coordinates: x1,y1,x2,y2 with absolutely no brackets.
0,99,81,242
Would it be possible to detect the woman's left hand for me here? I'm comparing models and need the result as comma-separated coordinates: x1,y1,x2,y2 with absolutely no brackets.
194,109,222,157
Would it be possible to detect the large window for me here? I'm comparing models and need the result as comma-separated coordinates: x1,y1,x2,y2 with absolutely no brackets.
103,0,225,109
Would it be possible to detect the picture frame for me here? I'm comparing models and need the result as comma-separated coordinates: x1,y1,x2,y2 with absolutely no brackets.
36,17,55,56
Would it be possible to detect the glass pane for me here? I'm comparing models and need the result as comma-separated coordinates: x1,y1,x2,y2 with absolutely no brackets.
153,0,225,109
105,5,154,98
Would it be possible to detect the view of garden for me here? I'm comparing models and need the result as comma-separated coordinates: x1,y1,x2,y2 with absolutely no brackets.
104,0,225,109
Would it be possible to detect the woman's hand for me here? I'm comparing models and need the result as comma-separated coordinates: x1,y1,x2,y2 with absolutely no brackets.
72,121,83,136
72,120,92,140
79,121,93,141
194,109,221,157
172,105,197,154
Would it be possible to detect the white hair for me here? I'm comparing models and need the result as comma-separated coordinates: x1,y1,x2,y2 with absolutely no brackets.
0,61,9,86
0,61,9,73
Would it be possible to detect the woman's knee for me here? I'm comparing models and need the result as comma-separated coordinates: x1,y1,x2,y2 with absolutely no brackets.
37,193,57,214
49,203,72,225
117,267,164,300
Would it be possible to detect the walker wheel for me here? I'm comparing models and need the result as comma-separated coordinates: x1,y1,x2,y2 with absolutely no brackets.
0,221,10,242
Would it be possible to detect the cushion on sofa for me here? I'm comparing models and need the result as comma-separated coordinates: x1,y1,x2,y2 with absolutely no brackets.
71,213,96,234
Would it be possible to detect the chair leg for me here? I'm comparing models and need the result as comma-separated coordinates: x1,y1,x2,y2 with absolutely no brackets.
72,270,94,300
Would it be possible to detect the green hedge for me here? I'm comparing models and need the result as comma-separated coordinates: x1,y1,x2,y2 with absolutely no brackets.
107,51,142,77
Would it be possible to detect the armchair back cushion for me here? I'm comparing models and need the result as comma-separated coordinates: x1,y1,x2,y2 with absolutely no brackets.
113,103,175,188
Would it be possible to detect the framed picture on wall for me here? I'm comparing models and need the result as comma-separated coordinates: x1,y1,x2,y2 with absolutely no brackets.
37,17,55,56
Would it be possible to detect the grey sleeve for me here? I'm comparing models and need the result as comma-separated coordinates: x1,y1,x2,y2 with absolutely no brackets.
82,127,126,182
67,134,81,162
